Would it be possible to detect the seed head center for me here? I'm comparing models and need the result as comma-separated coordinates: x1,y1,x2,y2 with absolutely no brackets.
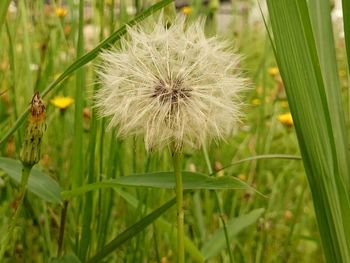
153,77,192,104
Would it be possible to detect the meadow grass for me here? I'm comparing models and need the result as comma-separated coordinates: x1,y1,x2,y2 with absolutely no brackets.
0,0,348,262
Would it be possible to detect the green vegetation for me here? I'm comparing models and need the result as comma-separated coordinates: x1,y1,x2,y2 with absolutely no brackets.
0,0,349,262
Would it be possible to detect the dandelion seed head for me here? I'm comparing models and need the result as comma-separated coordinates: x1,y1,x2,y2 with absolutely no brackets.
95,15,247,151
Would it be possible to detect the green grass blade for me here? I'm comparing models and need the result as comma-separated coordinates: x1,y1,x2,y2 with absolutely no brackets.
266,0,350,262
0,0,11,31
49,253,81,263
342,0,350,71
201,208,265,260
74,0,89,260
308,0,350,188
0,157,62,204
61,171,250,199
87,197,176,263
0,0,174,147
113,189,205,262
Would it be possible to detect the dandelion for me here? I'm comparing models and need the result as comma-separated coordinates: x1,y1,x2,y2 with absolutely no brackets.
55,7,68,18
181,6,192,15
95,15,246,152
268,67,279,77
50,96,74,111
95,15,247,263
278,112,293,127
251,98,261,106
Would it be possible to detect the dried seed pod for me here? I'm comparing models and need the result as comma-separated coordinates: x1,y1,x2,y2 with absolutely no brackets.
20,92,46,167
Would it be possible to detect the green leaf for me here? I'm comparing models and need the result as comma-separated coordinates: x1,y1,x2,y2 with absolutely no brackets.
114,171,249,189
342,0,350,70
0,0,11,31
49,253,81,263
114,188,205,262
87,196,176,263
201,208,265,259
266,0,350,262
0,157,62,204
0,0,174,147
62,172,250,199
308,0,350,188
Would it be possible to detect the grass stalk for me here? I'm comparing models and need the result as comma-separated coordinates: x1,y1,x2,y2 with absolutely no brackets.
173,150,185,263
203,145,234,263
57,200,69,257
0,165,32,261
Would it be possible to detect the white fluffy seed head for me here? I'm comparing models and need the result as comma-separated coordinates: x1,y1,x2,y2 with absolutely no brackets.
95,15,247,152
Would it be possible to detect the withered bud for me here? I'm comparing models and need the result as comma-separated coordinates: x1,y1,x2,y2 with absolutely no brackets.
20,92,46,167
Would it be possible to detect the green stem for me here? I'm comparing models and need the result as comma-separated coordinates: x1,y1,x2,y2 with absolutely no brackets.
203,145,234,263
173,150,185,263
0,165,32,261
57,200,69,257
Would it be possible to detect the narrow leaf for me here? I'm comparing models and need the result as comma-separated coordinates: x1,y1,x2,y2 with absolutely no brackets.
49,253,81,263
0,0,11,31
114,189,204,262
342,0,350,70
266,0,350,261
62,171,249,199
87,197,176,263
0,157,62,204
201,208,264,259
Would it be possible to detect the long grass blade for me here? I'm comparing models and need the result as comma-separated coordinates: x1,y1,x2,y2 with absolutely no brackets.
87,197,176,263
342,0,350,71
0,0,11,31
308,0,350,189
266,0,350,262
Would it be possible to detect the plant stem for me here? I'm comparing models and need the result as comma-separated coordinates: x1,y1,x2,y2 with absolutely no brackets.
0,165,32,261
57,200,69,257
173,150,185,263
203,145,234,263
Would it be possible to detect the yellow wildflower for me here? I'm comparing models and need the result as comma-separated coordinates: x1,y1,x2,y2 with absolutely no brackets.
268,67,279,77
238,174,246,181
181,6,192,15
55,7,68,18
339,69,347,78
280,100,289,109
50,96,74,110
278,112,293,127
251,98,261,106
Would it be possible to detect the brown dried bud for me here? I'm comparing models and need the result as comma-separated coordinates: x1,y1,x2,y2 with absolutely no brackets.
20,92,46,167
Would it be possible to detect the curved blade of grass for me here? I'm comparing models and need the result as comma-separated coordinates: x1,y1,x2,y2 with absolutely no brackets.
308,0,350,188
0,0,11,31
266,0,350,262
87,197,176,263
211,154,301,176
0,0,174,146
201,208,265,260
61,171,250,199
0,157,62,203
